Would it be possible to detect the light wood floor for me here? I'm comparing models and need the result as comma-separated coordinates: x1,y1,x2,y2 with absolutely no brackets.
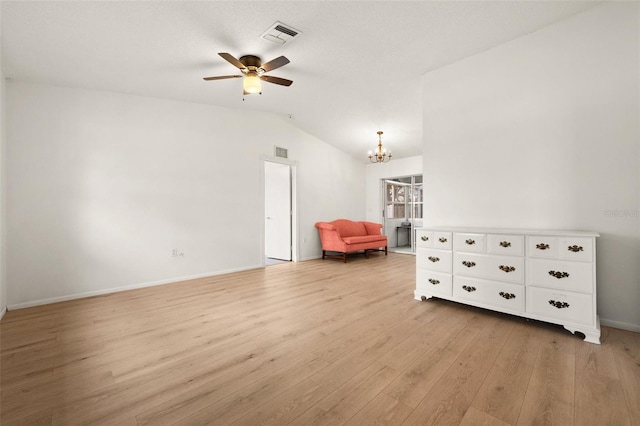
1,253,639,425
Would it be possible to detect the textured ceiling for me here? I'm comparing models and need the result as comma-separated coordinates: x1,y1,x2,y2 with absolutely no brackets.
1,1,601,162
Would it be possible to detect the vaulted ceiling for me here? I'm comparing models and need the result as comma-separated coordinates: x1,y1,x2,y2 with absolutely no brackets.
1,1,600,162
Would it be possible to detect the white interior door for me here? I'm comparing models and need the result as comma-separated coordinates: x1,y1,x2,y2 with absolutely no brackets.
265,161,291,260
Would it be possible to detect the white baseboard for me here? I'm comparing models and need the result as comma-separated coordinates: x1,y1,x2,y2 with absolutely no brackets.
0,305,6,320
7,264,263,311
600,318,640,333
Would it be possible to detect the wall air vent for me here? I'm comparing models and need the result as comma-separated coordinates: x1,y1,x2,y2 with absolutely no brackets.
275,146,288,159
261,21,302,45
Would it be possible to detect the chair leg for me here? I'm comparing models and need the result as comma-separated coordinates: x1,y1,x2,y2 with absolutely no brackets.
322,250,326,259
343,252,347,263
365,249,370,259
385,246,388,255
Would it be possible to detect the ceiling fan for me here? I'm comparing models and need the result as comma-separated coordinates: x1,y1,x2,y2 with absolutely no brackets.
204,52,293,95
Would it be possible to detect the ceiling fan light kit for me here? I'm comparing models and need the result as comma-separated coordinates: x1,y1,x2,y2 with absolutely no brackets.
243,73,262,94
369,131,392,164
204,52,292,97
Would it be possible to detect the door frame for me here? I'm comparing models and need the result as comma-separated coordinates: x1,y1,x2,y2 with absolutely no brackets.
380,174,423,253
260,155,298,265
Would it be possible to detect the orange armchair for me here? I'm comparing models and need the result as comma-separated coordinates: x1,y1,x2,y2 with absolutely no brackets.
315,219,388,262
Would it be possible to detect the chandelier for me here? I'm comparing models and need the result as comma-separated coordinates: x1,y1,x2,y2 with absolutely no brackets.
368,131,392,163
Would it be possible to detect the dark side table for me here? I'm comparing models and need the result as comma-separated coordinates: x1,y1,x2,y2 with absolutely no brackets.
396,224,412,247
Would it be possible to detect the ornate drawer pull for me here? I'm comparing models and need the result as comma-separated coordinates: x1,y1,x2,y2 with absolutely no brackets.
548,270,570,279
428,278,440,285
499,241,511,248
438,237,448,243
536,243,550,250
499,291,516,300
421,236,429,241
568,245,584,253
428,256,440,262
461,261,476,268
462,285,476,293
465,239,475,245
499,265,516,273
549,300,570,309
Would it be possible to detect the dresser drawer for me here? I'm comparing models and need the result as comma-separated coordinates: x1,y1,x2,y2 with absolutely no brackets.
557,237,594,262
527,287,594,326
417,271,452,297
433,232,452,250
527,236,558,258
416,230,433,248
417,248,452,273
487,234,524,256
527,258,594,294
453,233,486,253
453,276,525,313
453,252,525,284
527,236,594,262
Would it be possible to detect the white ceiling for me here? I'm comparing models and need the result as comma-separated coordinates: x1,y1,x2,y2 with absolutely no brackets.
1,1,601,162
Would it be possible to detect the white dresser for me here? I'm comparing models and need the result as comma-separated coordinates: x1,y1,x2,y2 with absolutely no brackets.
415,227,600,344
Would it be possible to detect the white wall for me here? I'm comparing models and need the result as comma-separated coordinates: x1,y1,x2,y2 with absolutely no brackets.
0,4,7,317
423,2,640,331
6,81,365,308
0,73,6,318
365,155,423,224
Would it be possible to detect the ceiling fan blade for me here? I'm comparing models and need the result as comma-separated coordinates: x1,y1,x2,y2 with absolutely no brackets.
203,75,242,81
261,56,290,72
218,52,245,70
260,75,293,87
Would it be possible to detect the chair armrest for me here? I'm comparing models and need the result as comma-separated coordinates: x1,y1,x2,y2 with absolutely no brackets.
315,222,346,251
315,222,337,231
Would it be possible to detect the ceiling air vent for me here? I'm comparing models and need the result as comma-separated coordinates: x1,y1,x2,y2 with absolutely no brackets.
275,146,288,159
261,21,302,45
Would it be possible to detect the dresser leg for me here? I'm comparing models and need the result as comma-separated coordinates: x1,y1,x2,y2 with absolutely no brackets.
563,317,601,344
414,291,433,302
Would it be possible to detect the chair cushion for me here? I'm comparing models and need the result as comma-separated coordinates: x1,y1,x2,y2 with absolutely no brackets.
342,235,387,245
